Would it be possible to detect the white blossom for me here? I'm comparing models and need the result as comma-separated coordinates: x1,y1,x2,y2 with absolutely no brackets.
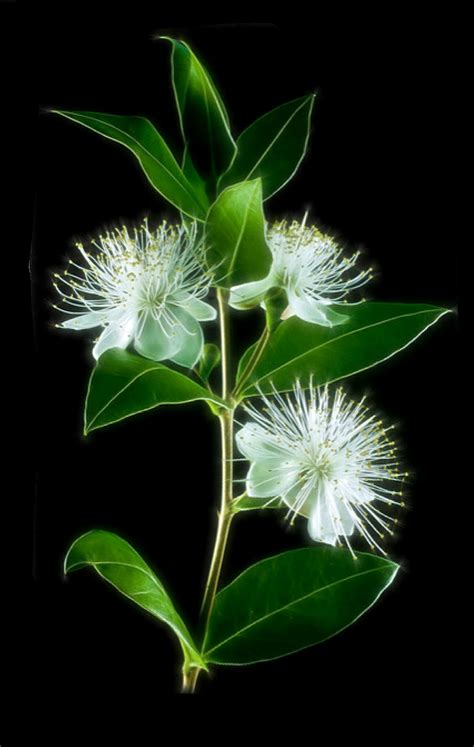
229,214,372,326
53,219,216,366
236,380,406,556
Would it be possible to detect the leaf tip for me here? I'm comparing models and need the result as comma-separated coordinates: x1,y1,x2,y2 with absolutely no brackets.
63,547,73,577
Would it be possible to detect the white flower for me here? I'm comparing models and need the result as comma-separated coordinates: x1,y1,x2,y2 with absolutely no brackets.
53,219,216,366
236,381,406,556
229,214,372,327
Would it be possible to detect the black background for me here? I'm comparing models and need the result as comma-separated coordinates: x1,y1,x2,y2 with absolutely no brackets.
28,8,458,712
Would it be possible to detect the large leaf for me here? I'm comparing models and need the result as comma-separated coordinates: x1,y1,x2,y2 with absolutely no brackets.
65,530,205,668
205,178,271,286
237,302,451,396
163,37,236,192
85,349,225,434
52,110,208,219
218,94,315,200
203,547,398,665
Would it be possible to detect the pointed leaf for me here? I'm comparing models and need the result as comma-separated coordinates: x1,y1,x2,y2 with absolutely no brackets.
204,547,398,665
232,494,281,512
206,178,271,286
218,94,315,199
237,302,451,396
182,146,209,208
65,530,205,668
85,349,225,434
52,110,208,219
163,37,236,191
198,343,221,382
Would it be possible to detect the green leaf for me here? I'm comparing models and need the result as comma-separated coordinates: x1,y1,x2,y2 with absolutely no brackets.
203,547,398,665
182,146,209,208
85,349,225,434
205,178,271,286
198,343,221,382
163,37,236,193
51,110,208,219
237,302,451,396
232,494,281,512
218,94,315,200
65,530,205,668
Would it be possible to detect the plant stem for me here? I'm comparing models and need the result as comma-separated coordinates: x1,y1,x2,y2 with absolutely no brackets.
199,410,234,626
217,287,231,400
233,326,270,399
181,288,235,694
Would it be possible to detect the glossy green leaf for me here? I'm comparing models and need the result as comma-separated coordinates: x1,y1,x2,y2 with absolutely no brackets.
52,110,208,219
65,530,205,668
204,547,398,665
232,494,281,512
205,178,271,286
163,37,236,192
237,302,451,396
182,146,209,208
198,343,221,382
218,94,315,200
85,349,225,434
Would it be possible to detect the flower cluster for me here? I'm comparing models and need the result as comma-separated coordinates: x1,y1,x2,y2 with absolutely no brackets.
54,213,405,555
54,219,216,367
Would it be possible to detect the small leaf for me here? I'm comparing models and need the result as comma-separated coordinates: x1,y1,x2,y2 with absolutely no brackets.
198,343,221,382
232,494,281,512
65,530,205,668
163,37,236,195
85,348,226,434
206,178,271,287
237,302,452,396
218,94,315,200
203,547,398,665
52,110,208,219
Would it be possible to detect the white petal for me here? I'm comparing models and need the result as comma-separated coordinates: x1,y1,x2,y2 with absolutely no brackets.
134,311,182,362
281,481,314,518
235,423,290,461
229,277,272,310
61,311,108,330
168,307,204,368
308,491,355,544
93,318,134,360
287,289,349,327
172,293,217,321
246,459,298,498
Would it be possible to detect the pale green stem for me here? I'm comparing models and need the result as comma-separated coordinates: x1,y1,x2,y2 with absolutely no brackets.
181,288,235,694
233,326,270,399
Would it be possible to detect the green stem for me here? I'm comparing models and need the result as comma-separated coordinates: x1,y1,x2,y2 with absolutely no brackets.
181,288,235,694
234,326,270,399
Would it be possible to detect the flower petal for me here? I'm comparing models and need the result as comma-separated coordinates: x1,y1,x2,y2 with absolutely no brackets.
168,306,204,368
61,311,109,330
133,311,182,362
235,423,291,461
287,289,349,327
93,318,135,360
172,293,217,321
308,491,355,545
281,481,314,518
229,277,272,310
246,458,298,498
